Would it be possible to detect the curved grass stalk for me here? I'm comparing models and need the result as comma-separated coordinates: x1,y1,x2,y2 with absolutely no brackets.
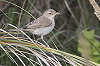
7,46,26,66
0,44,19,66
0,9,12,20
0,26,62,65
0,36,99,66
11,51,40,65
0,37,76,65
0,0,36,20
8,43,35,66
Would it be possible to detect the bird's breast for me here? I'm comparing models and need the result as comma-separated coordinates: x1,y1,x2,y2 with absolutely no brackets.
32,21,55,36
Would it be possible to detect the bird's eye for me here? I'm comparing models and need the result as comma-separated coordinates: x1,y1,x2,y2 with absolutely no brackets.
49,13,52,14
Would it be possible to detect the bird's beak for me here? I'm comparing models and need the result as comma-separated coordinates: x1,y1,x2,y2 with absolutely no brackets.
54,12,61,15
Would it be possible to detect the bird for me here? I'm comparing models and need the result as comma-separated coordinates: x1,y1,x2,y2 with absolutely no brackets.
9,9,60,40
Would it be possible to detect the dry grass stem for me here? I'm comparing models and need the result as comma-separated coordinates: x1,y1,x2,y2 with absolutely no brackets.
89,0,100,20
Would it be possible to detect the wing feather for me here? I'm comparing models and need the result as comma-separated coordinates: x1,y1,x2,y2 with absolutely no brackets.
23,16,52,29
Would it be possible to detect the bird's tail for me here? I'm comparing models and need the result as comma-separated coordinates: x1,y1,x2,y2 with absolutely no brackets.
8,28,23,31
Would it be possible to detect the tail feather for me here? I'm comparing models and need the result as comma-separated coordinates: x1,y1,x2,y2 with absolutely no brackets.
8,28,23,31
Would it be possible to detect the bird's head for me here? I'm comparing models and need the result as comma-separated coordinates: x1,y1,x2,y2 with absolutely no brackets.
43,9,60,20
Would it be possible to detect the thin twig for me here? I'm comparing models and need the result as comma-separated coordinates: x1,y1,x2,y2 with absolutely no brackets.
18,0,26,28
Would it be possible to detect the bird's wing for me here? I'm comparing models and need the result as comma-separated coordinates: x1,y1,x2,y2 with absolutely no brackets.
23,16,53,29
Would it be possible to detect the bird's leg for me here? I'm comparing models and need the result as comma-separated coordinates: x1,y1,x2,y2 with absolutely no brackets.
41,35,43,40
33,34,36,40
41,35,50,47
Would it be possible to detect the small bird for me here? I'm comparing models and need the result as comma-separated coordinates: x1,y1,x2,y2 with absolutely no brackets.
9,9,60,39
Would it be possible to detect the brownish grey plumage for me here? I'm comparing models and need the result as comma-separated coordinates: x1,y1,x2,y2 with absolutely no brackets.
9,9,60,39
